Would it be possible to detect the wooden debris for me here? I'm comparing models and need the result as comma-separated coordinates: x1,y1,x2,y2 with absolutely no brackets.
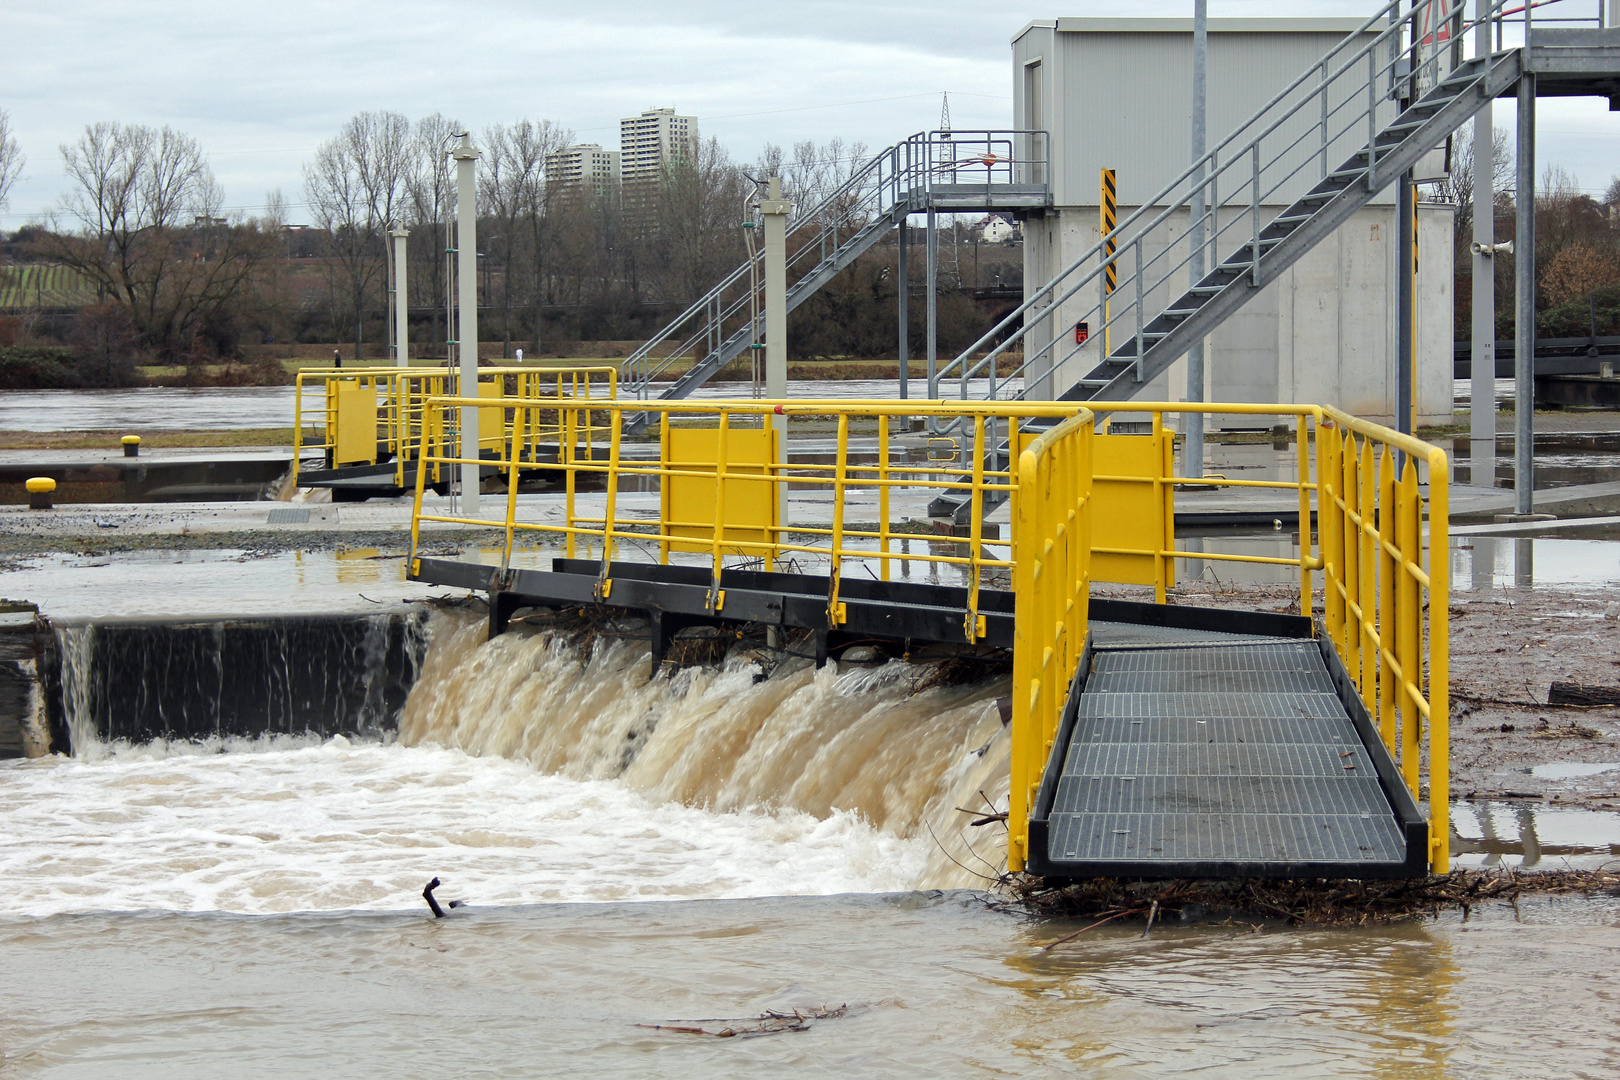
1530,717,1602,740
1549,681,1620,707
637,1005,851,1039
997,867,1620,929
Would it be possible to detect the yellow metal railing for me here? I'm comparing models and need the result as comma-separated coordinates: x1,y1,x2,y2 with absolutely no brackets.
403,395,1451,875
1317,405,1450,873
407,398,1089,630
1008,410,1094,872
293,365,617,487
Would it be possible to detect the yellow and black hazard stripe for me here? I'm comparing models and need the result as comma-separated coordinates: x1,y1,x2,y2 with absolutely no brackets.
1100,168,1117,295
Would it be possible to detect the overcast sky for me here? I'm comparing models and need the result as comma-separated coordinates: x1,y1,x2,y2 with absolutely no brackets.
3,0,1618,226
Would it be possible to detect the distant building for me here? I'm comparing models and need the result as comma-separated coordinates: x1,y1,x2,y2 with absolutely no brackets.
980,215,1019,243
546,143,622,195
619,108,698,186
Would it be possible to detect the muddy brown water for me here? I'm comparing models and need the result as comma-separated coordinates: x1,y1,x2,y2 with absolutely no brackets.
2,892,1617,1078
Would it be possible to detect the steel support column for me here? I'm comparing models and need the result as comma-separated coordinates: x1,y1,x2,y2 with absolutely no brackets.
391,228,410,364
1470,0,1497,488
1185,0,1208,480
1397,175,1415,439
452,134,481,514
925,205,938,401
1515,73,1536,514
761,176,791,523
898,218,909,400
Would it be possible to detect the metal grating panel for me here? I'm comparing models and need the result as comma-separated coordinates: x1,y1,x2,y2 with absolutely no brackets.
1062,741,1370,779
266,508,311,524
1053,774,1393,817
1045,811,1406,864
1089,668,1338,695
1091,620,1302,650
1093,642,1321,673
1072,715,1357,745
1079,690,1346,720
1038,626,1412,874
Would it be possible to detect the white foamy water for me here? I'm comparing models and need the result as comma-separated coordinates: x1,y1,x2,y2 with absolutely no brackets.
17,608,1008,917
0,738,931,917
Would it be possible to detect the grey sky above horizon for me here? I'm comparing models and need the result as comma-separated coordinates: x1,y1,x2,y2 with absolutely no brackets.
3,0,1618,226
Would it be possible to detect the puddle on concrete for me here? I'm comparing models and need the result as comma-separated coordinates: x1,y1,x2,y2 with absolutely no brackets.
0,548,534,618
1174,534,1620,591
1450,799,1620,869
1451,536,1620,592
1531,762,1620,780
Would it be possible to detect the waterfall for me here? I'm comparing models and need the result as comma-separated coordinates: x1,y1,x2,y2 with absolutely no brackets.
53,612,428,754
398,609,1014,887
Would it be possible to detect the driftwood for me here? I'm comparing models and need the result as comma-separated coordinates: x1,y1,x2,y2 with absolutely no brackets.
996,867,1620,932
637,1005,851,1038
1549,681,1620,707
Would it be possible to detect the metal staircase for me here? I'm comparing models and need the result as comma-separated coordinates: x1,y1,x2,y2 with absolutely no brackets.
620,130,1049,431
924,0,1620,518
940,0,1537,412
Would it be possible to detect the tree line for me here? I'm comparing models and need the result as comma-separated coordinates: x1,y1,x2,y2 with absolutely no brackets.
0,110,1011,387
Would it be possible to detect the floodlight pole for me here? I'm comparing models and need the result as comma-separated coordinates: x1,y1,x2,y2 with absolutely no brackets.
390,228,410,364
453,134,481,514
1185,0,1208,479
761,176,791,524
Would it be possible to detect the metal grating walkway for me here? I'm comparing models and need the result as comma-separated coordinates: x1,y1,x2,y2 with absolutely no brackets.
1029,614,1427,879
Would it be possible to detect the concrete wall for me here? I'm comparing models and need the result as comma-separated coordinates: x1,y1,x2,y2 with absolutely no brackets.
1012,17,1455,426
1022,202,1454,426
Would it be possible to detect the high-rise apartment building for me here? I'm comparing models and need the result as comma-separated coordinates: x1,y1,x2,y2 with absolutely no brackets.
545,143,621,195
619,108,698,185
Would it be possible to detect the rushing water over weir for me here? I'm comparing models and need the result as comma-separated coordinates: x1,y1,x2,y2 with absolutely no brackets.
398,609,1014,890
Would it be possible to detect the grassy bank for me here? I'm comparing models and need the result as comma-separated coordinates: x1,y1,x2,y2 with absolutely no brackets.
0,428,319,451
131,352,1026,386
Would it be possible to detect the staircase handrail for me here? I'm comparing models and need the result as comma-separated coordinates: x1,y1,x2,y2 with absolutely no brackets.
938,0,1535,403
621,129,1049,401
620,138,906,397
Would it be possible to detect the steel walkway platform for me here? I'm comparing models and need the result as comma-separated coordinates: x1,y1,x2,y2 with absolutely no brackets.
1026,599,1428,880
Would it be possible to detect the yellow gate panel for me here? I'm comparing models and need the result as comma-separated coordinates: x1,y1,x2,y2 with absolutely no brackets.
660,426,779,562
478,379,505,452
333,382,379,466
1090,431,1175,592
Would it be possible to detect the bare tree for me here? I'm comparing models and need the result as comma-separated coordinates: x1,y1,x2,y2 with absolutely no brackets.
304,111,413,360
482,120,556,357
404,112,461,358
482,119,573,354
653,136,748,303
1445,125,1513,237
0,109,23,211
39,122,276,359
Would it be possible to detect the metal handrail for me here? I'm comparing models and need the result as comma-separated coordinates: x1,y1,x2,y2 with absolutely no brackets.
619,130,1049,402
292,364,617,487
938,0,1569,412
403,394,1452,874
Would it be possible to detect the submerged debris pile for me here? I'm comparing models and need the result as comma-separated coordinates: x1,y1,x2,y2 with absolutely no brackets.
995,867,1620,931
637,1005,852,1039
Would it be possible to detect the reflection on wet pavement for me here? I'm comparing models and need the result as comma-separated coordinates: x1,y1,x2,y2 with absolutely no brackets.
1451,800,1620,869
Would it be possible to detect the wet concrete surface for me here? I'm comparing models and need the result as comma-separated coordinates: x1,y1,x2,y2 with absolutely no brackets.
1128,579,1620,814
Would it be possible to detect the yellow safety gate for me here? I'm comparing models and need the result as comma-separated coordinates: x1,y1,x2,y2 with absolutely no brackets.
402,396,1451,875
292,365,617,487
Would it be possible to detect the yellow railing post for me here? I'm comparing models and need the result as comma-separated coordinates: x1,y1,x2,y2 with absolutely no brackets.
1397,459,1423,797
878,417,891,582
828,413,849,627
1427,450,1451,873
964,414,985,641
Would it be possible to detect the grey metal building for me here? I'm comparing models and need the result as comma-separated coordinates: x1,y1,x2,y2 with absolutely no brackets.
1013,18,1454,426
